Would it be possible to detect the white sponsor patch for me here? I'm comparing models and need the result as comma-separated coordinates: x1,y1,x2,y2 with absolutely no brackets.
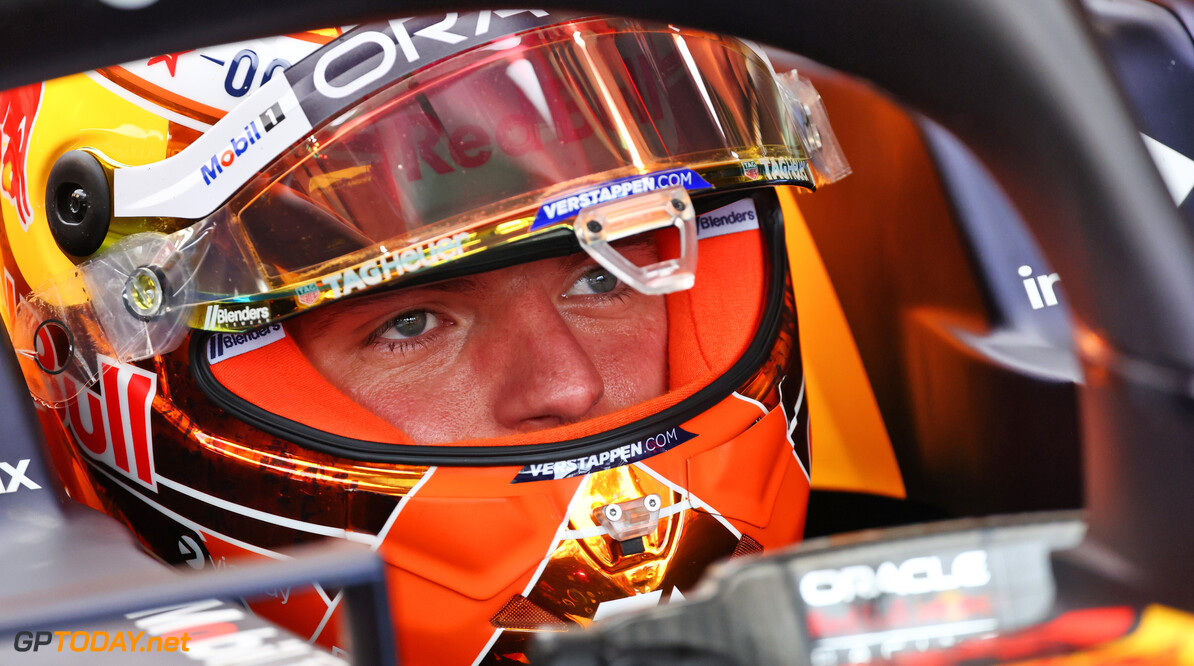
203,303,272,329
696,198,759,240
206,324,286,364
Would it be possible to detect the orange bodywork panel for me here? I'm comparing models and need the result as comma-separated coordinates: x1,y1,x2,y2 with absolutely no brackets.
781,189,905,498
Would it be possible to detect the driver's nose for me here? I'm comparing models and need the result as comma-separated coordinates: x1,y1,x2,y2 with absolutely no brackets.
488,289,605,432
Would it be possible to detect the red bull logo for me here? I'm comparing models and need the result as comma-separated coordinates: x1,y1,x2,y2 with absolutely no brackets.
64,355,159,492
0,83,43,231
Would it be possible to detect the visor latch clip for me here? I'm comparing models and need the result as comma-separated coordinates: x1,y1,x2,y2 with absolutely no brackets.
595,493,663,542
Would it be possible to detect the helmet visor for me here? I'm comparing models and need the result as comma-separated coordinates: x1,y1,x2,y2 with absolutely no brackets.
228,17,807,280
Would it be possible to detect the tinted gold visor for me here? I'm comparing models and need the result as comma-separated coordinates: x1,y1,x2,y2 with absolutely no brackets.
223,18,808,287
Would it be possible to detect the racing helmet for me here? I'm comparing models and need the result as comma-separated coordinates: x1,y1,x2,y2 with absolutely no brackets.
0,11,848,664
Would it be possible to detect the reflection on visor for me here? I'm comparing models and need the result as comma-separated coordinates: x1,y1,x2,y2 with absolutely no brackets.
234,20,806,277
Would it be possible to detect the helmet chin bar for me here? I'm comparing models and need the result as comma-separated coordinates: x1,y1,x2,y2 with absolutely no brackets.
575,187,698,296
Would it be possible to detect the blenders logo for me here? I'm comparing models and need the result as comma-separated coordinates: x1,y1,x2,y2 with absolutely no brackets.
199,102,286,186
206,324,285,364
513,427,697,483
203,304,271,329
531,169,712,230
696,198,759,240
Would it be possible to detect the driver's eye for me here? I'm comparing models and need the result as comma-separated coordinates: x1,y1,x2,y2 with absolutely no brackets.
379,310,438,339
567,267,619,296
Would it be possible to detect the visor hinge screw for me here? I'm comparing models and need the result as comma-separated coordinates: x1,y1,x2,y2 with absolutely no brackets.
67,188,89,222
586,220,603,234
123,266,167,321
671,198,687,212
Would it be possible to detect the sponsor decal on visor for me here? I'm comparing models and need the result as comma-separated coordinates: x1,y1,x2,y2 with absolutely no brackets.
295,283,320,306
289,11,560,127
203,304,271,330
206,324,285,364
754,156,812,182
696,198,759,240
319,232,469,298
114,76,314,219
531,168,712,230
512,426,697,482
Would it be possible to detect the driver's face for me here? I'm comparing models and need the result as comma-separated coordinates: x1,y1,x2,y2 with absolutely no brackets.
289,245,668,444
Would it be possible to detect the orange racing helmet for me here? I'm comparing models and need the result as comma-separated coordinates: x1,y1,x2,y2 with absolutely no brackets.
0,11,847,664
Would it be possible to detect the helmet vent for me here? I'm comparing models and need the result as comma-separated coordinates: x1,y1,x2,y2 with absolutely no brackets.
730,534,763,559
490,595,570,632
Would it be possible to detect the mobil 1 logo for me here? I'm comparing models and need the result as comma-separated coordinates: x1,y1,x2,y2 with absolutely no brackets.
285,10,565,128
